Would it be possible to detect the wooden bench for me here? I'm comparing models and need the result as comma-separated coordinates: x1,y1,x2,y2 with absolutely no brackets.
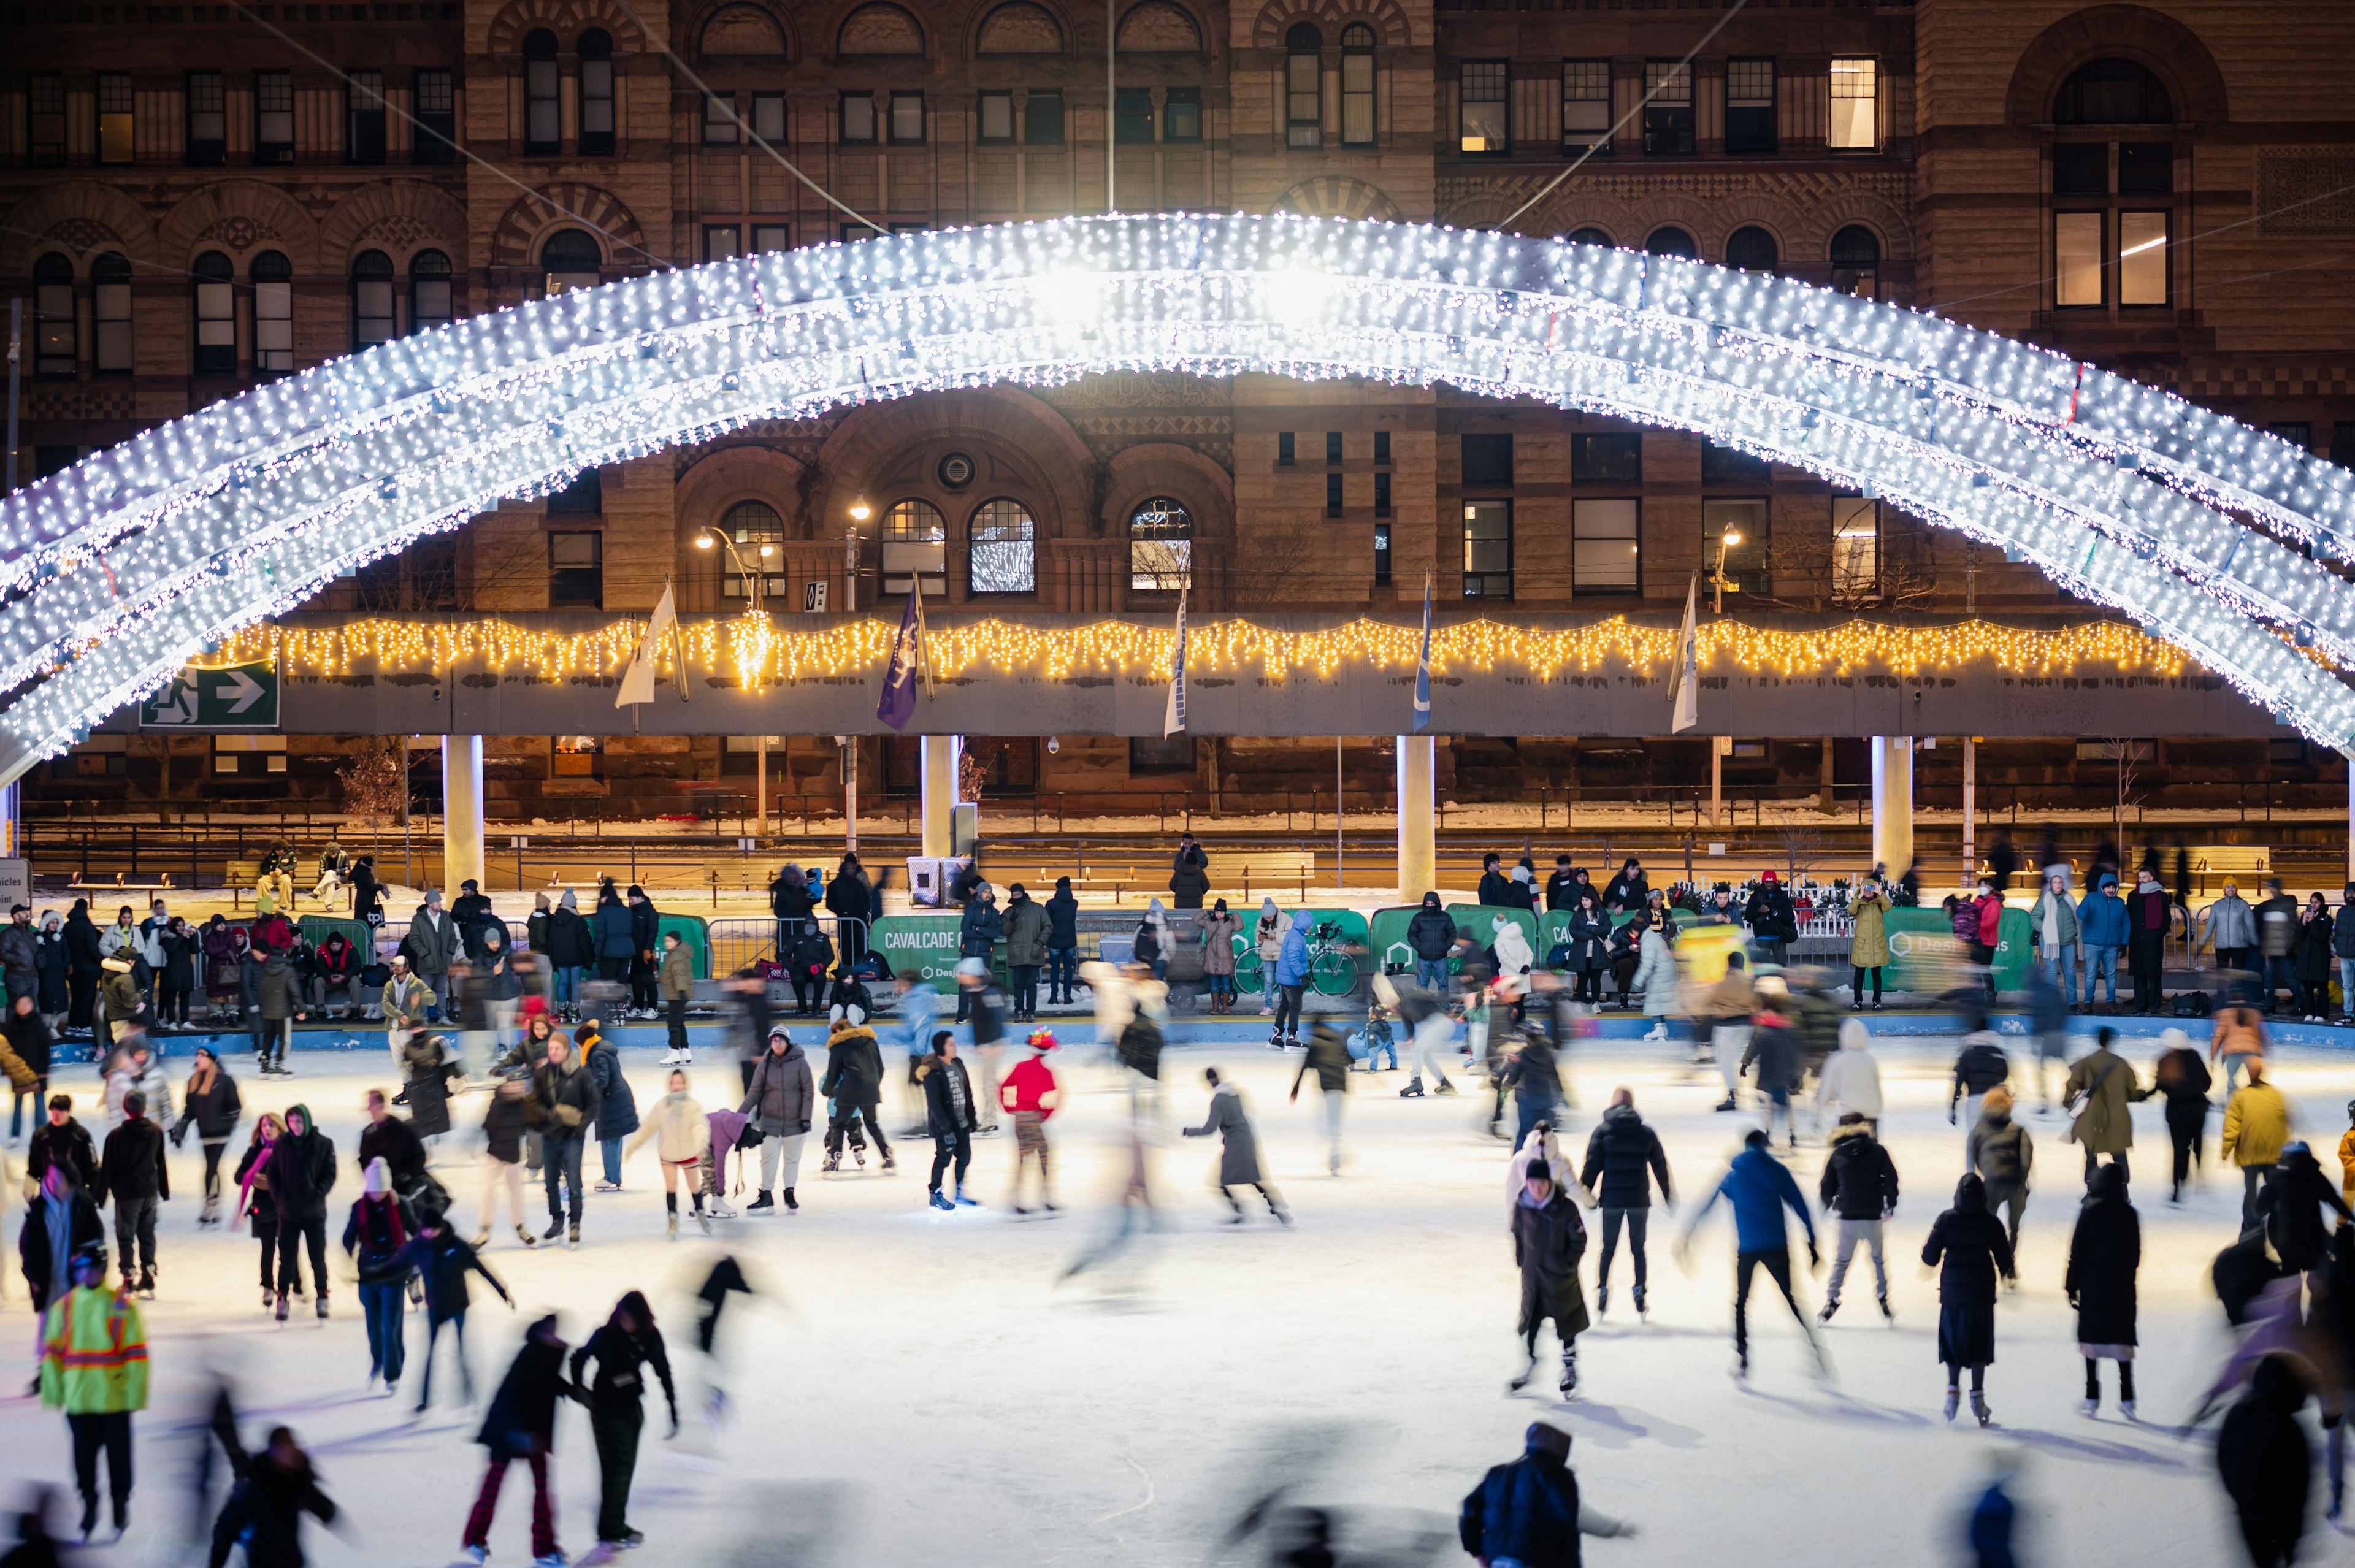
67,873,175,894
225,860,261,908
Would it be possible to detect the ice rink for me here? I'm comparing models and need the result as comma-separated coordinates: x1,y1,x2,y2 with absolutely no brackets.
0,1026,2339,1566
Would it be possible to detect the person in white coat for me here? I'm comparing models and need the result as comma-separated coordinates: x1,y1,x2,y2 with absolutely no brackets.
623,1068,711,1239
1507,1120,1580,1214
1814,1018,1884,1135
1631,920,1679,1042
1491,917,1536,983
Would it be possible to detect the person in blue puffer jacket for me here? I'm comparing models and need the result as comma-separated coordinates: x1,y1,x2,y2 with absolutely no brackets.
2076,873,2131,1009
1269,911,1312,1050
1458,1421,1636,1568
1683,1127,1823,1379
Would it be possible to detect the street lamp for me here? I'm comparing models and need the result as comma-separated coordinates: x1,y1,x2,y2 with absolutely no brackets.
1710,526,1742,614
697,527,773,612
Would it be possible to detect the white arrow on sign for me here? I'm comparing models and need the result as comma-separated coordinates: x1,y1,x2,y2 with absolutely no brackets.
216,670,265,714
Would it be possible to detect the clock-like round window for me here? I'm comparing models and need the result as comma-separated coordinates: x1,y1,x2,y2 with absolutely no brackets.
938,451,976,490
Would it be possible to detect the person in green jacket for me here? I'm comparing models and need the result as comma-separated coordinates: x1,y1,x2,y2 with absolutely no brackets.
2031,870,2082,1006
40,1242,147,1540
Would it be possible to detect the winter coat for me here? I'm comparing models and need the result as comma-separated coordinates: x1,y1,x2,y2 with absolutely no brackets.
2062,1045,2141,1155
477,1331,568,1458
1200,911,1239,976
546,906,595,969
958,900,1002,958
818,1026,885,1106
36,930,71,1011
582,1039,638,1140
1601,869,1650,912
482,1079,530,1163
918,1053,978,1138
1291,1026,1351,1095
626,1092,712,1165
0,922,37,995
824,870,871,922
1633,928,1678,1018
401,909,460,975
770,876,815,923
591,899,634,962
1459,1438,1583,1568
1167,862,1209,909
1045,888,1079,948
1560,908,1610,973
531,1055,600,1139
2335,900,2355,963
1407,904,1457,963
1818,1125,1899,1220
159,928,199,993
1274,914,1312,987
2300,909,2337,986
1543,871,1579,912
232,1447,339,1568
264,1122,338,1222
28,1117,98,1196
1698,1145,1814,1254
1477,869,1515,908
1967,1111,2034,1202
254,955,304,1023
2029,888,2080,950
5,1006,55,1079
2222,1082,2291,1169
2256,892,2301,958
97,1116,169,1206
1847,890,1892,969
1001,898,1051,966
1953,1037,2010,1103
2257,1149,2354,1273
2216,1355,2311,1566
99,963,144,1029
2153,1046,2213,1113
1923,1176,2016,1304
2077,886,2129,948
174,1068,243,1145
1580,1104,1671,1210
2064,1165,2139,1348
658,943,694,1003
1512,1185,1588,1331
18,1187,104,1308
1744,885,1798,944
341,1193,416,1285
1815,1034,1883,1120
1184,1082,1264,1187
1504,1034,1560,1106
628,899,659,960
62,909,102,978
572,1318,676,1417
1739,1020,1803,1093
2205,892,2257,953
101,1055,171,1130
740,1042,814,1136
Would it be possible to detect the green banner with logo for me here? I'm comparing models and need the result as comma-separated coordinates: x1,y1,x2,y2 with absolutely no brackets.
871,914,968,992
1880,906,2032,992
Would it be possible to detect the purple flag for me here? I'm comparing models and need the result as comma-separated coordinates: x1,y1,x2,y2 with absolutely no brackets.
876,591,922,732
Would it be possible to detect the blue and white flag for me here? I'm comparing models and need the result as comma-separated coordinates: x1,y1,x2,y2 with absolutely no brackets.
1412,570,1433,733
876,589,925,732
1162,585,1189,737
1670,572,1700,734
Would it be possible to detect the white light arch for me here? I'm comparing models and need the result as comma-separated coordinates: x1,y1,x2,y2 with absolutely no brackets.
6,212,2355,783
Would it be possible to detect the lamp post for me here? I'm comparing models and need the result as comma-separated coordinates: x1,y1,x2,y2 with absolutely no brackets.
1710,526,1741,615
697,527,776,834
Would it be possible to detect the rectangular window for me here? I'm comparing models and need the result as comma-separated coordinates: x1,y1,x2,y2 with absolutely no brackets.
1115,87,1154,144
1129,736,1195,773
889,91,924,143
254,270,292,373
752,223,790,253
1642,62,1692,156
705,93,739,145
2118,142,2172,195
1024,90,1063,145
704,224,741,263
1460,62,1507,155
2056,212,2104,307
256,70,294,164
1572,432,1640,482
580,53,615,155
1165,88,1202,142
546,468,602,514
34,269,74,376
194,273,234,373
94,270,132,373
553,735,603,776
1702,497,1769,596
1561,59,1609,155
1342,43,1373,145
1325,430,1344,465
548,532,604,609
1701,438,1770,486
2270,422,2314,452
840,92,876,144
1831,494,1880,600
347,69,386,164
1325,472,1344,516
2119,211,2167,305
750,94,786,143
1374,471,1392,518
2332,423,2355,470
415,69,456,164
1463,501,1512,597
1828,57,1878,150
1277,432,1295,467
29,74,66,166
1725,58,1775,155
1373,521,1392,585
1287,47,1321,148
1373,429,1390,464
2053,142,2107,196
1462,432,1514,486
187,71,226,166
978,91,1015,143
98,73,134,164
526,53,560,153
1572,497,1640,594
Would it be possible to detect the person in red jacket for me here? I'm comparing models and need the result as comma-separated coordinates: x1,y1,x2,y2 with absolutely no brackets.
999,1030,1061,1215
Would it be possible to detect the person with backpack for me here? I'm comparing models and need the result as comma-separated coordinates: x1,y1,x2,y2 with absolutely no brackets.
1458,1422,1636,1567
1967,1086,2035,1258
1507,1163,1588,1396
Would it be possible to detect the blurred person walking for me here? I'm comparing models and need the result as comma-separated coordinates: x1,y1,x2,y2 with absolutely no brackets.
1815,1018,1883,1133
1923,1174,2017,1425
2254,878,2301,1017
957,959,1008,1133
6,994,55,1142
571,1291,677,1561
1459,1422,1636,1566
1967,1087,2035,1259
2061,1025,2140,1186
2218,1356,2313,1568
1703,952,1756,1111
1181,1066,1285,1223
2066,1163,2140,1418
2223,1058,2292,1233
95,1090,167,1299
1289,1022,1352,1176
2152,1029,2213,1204
2211,1001,2268,1101
1580,1087,1671,1317
1001,1028,1062,1213
169,1046,240,1227
475,1065,536,1249
391,1209,512,1415
1951,1030,2012,1161
459,1315,570,1567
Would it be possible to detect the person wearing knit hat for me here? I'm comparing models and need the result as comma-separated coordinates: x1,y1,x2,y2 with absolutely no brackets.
818,1006,891,1176
1000,1029,1060,1214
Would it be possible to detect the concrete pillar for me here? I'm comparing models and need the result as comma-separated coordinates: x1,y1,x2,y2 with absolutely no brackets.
920,735,957,858
1396,735,1435,898
1871,736,1913,883
442,735,485,893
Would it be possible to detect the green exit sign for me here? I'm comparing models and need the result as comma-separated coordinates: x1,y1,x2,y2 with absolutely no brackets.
139,660,280,730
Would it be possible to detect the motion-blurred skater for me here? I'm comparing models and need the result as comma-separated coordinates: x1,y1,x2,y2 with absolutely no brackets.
1182,1068,1287,1224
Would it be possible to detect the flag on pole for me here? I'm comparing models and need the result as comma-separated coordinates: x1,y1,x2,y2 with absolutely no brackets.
1669,571,1700,734
1162,584,1189,738
614,579,678,708
876,589,926,732
1412,570,1433,734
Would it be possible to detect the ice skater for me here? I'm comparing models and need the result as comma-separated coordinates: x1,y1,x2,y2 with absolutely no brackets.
1459,1423,1636,1562
1923,1174,2017,1426
692,1255,752,1432
570,1290,676,1561
459,1315,569,1566
1817,1112,1899,1323
1580,1090,1671,1318
1682,1127,1824,1380
340,1157,415,1393
39,1242,145,1542
2066,1163,2141,1419
1181,1068,1287,1223
1967,1086,2035,1261
1509,1165,1588,1396
204,1416,341,1568
918,1032,980,1211
1289,1022,1352,1176
1000,1028,1061,1214
389,1208,513,1415
816,1006,893,1174
623,1068,711,1239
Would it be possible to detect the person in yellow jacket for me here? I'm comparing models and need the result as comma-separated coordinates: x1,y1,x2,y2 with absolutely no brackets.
39,1242,147,1542
2221,1058,2292,1234
2338,1098,2355,1206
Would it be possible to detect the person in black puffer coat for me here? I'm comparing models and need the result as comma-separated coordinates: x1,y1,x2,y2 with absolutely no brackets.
460,1316,571,1565
1458,1421,1635,1568
570,1290,678,1553
1922,1173,2016,1426
1509,1165,1588,1398
2066,1161,2142,1418
2256,1141,2353,1275
264,1104,339,1321
2218,1355,2312,1568
2151,1036,2213,1204
1579,1090,1672,1317
1817,1114,1900,1321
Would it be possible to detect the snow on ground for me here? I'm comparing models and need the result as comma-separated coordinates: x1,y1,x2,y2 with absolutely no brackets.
0,1031,2334,1566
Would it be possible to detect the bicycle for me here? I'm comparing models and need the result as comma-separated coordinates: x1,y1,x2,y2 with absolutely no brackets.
1230,924,1360,998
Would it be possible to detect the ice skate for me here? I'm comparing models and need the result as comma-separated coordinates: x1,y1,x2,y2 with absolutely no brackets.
748,1191,775,1214
1877,1295,1893,1322
852,1144,867,1169
2120,1398,2137,1421
1434,1079,1457,1094
783,1188,799,1212
820,1154,841,1175
544,1219,565,1241
1631,1284,1646,1317
698,1211,712,1235
1558,1352,1577,1398
516,1224,538,1249
954,1186,979,1207
1508,1350,1537,1392
199,1196,219,1226
316,1295,329,1320
667,1212,679,1241
1818,1296,1839,1324
461,1547,489,1566
275,1294,289,1323
1972,1391,1992,1426
1732,1353,1749,1383
2079,1396,2098,1418
1398,1080,1424,1098
881,1153,895,1173
1943,1387,1959,1421
567,1223,580,1249
930,1191,954,1211
473,1227,490,1247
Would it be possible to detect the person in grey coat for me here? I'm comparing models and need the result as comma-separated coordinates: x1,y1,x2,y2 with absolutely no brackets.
586,1029,639,1193
738,1027,813,1214
1182,1068,1289,1223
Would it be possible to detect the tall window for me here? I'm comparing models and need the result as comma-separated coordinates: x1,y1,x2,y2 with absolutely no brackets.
978,90,1016,142
541,230,602,296
1829,225,1880,299
1024,89,1063,143
705,92,740,144
1725,226,1779,272
883,501,948,595
1462,503,1511,598
92,254,132,373
97,74,133,165
256,70,294,164
969,499,1036,593
1572,499,1639,594
579,30,615,155
1725,59,1774,154
1702,498,1769,596
549,532,604,608
1460,63,1507,155
410,251,453,333
193,251,235,373
718,500,787,600
1831,495,1879,600
1341,24,1374,145
1129,497,1192,592
352,251,396,347
2055,213,2102,307
890,92,925,143
1561,60,1609,155
1642,62,1691,155
1828,58,1877,150
524,29,561,153
1165,86,1202,142
252,251,293,373
1116,88,1154,144
705,226,741,262
415,69,456,164
34,254,75,376
841,92,877,143
29,75,65,166
1286,24,1323,149
347,69,387,164
750,94,787,143
187,72,226,166
2119,212,2168,305
2053,59,2172,125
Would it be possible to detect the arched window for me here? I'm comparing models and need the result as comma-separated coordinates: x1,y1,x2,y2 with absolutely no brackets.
578,29,615,156
976,2,1063,54
716,500,787,601
883,499,946,595
1725,226,1779,273
192,251,234,374
251,251,293,373
1341,23,1374,146
351,250,396,347
1566,227,1612,249
1116,0,1200,52
2054,59,2172,125
1129,496,1192,592
1829,225,1880,299
968,499,1036,594
541,229,602,297
1286,24,1323,150
523,29,560,154
34,254,75,377
410,250,453,334
1644,227,1698,261
91,253,132,373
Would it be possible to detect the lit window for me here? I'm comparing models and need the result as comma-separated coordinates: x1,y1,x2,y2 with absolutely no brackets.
351,250,396,347
541,229,602,297
1831,494,1880,600
884,500,948,595
410,251,453,333
256,71,294,164
1561,59,1609,155
1703,498,1769,596
2055,212,2103,307
1286,24,1322,150
193,251,235,374
188,72,226,166
969,499,1036,593
1572,498,1639,595
1165,86,1201,142
1460,63,1506,155
347,68,386,164
97,74,132,165
580,30,615,155
524,30,560,153
2120,212,2167,305
1130,497,1192,592
718,500,787,600
1373,521,1391,584
1828,58,1877,150
92,254,132,373
1462,502,1511,597
842,92,877,144
752,224,791,253
1642,62,1691,155
554,736,602,776
252,251,293,373
1342,24,1374,145
1726,59,1774,154
705,225,741,262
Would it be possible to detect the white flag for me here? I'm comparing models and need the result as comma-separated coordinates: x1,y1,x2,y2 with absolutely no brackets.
1162,585,1189,738
615,579,678,708
1669,572,1700,734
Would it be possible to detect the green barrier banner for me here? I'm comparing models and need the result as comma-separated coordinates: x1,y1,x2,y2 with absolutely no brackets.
1367,906,1423,974
1448,904,1540,969
1233,908,1368,993
655,914,713,980
871,914,968,991
1880,906,2032,993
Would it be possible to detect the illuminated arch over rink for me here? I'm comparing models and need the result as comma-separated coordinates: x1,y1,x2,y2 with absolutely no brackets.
7,210,2355,780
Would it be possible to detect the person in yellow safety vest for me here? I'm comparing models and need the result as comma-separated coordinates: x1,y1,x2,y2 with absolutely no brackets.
39,1242,148,1543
